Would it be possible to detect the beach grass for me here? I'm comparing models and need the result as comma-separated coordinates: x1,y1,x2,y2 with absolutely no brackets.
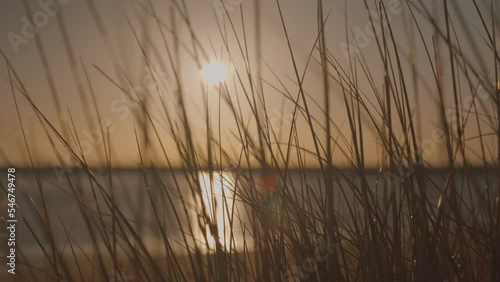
1,0,499,281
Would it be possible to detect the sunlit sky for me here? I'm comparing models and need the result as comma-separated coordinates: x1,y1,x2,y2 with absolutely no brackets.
0,0,498,168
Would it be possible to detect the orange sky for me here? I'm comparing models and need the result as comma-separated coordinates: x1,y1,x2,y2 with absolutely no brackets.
0,0,498,168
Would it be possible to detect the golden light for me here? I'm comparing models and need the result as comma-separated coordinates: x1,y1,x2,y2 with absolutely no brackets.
198,171,234,250
201,60,228,85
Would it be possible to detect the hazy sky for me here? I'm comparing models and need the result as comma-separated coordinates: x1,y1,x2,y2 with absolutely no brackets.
0,0,498,168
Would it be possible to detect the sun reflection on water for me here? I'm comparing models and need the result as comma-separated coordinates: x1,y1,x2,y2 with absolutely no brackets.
198,171,234,250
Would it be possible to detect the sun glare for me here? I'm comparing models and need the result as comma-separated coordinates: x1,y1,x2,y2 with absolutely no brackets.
201,61,228,85
198,172,233,250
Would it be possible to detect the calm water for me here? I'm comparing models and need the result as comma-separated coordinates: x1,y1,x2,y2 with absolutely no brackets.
0,167,495,260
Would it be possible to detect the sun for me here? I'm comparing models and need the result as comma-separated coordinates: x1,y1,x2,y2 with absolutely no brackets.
201,60,228,85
